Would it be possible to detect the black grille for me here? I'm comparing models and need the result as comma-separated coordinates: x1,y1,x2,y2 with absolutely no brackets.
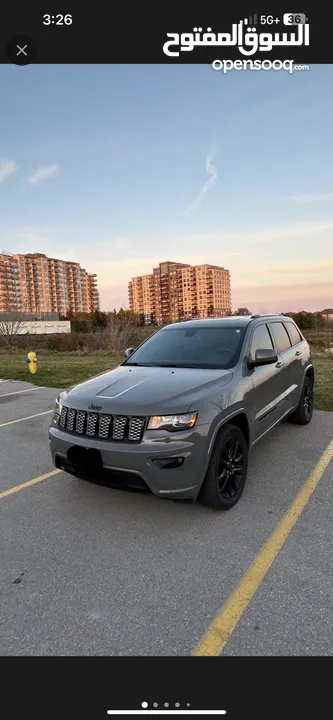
59,407,146,443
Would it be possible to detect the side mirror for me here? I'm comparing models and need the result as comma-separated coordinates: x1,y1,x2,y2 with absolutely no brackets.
125,347,135,358
250,348,278,367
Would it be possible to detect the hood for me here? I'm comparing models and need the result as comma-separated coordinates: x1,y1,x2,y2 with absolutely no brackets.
61,364,233,415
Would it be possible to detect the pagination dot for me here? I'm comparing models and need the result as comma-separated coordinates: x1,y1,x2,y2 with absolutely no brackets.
141,702,148,709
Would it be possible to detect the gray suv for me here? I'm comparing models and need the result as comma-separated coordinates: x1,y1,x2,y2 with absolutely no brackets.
49,315,314,511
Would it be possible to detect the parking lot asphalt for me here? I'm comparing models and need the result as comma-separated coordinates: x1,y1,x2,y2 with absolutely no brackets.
1,379,333,656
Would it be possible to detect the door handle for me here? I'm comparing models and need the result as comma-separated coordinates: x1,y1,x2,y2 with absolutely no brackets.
295,350,302,356
276,361,283,368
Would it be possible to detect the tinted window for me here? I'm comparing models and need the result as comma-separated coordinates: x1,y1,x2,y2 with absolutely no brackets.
270,322,292,353
123,325,246,369
284,322,303,346
250,324,273,359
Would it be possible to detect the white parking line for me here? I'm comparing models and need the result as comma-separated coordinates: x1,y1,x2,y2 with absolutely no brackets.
0,409,53,428
0,386,45,398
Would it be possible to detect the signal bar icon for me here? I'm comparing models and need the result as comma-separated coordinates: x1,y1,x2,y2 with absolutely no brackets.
243,14,258,25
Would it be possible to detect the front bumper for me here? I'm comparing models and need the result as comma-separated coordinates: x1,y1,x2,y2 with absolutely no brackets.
48,424,209,500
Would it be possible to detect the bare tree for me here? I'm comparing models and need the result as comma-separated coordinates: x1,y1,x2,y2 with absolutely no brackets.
0,312,26,346
105,311,138,352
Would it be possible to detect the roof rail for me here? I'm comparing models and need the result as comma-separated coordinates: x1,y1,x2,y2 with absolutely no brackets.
250,313,284,319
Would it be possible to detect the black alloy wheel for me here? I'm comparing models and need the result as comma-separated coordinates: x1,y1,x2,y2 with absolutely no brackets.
288,375,314,425
199,423,248,510
217,436,245,499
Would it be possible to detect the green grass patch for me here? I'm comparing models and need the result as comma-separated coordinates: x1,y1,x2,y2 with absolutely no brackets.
0,352,332,412
312,358,333,412
0,351,123,389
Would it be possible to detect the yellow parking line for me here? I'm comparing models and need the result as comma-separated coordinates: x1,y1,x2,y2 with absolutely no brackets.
0,410,53,428
0,386,45,398
193,438,333,657
0,469,62,500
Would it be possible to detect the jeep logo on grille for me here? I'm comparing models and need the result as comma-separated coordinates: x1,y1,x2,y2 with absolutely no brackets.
88,404,102,411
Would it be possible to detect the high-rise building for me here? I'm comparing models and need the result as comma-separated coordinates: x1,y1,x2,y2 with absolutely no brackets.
153,261,190,324
194,264,231,319
0,252,100,315
128,261,231,323
128,273,155,323
0,252,21,312
87,273,99,313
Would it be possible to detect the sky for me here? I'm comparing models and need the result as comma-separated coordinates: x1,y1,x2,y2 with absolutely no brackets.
1,63,333,313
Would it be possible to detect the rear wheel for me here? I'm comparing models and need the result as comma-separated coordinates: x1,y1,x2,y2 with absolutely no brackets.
199,424,248,511
288,374,314,425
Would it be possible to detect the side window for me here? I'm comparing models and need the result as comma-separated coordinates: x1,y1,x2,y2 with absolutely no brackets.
284,322,303,346
250,324,273,359
270,322,292,354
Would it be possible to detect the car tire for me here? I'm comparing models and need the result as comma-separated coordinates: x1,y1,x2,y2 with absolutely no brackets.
288,374,314,425
198,424,248,511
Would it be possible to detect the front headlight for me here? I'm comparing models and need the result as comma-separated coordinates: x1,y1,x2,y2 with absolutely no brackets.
54,396,63,416
147,412,198,431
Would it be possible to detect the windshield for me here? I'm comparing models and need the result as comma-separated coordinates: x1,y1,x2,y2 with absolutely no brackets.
123,325,246,369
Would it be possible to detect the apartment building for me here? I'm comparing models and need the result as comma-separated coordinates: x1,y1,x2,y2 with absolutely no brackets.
0,252,100,315
128,261,231,323
153,261,190,324
195,264,231,318
0,252,20,312
128,273,155,323
48,257,69,316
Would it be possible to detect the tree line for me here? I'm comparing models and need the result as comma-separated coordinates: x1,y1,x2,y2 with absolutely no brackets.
63,308,333,333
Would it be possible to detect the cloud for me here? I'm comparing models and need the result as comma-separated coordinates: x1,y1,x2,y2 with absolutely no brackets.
110,238,132,250
18,236,75,261
92,251,246,290
233,262,333,287
0,159,19,184
264,262,333,276
185,146,218,216
245,220,333,243
85,218,333,310
288,192,333,204
2,218,332,312
28,163,58,186
232,282,333,314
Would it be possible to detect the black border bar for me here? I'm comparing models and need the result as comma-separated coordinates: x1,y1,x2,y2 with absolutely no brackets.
0,8,332,64
0,656,331,720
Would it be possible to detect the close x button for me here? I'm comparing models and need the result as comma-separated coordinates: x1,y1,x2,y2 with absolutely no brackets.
6,34,38,65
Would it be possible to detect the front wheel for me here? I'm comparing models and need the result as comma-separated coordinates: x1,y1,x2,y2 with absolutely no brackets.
199,424,248,511
288,375,314,425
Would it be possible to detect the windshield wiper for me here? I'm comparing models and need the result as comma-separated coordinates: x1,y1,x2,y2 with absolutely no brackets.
153,363,185,367
125,362,201,368
124,362,155,366
125,362,184,368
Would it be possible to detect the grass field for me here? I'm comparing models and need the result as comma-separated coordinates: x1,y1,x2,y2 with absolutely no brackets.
0,350,332,412
0,351,123,390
